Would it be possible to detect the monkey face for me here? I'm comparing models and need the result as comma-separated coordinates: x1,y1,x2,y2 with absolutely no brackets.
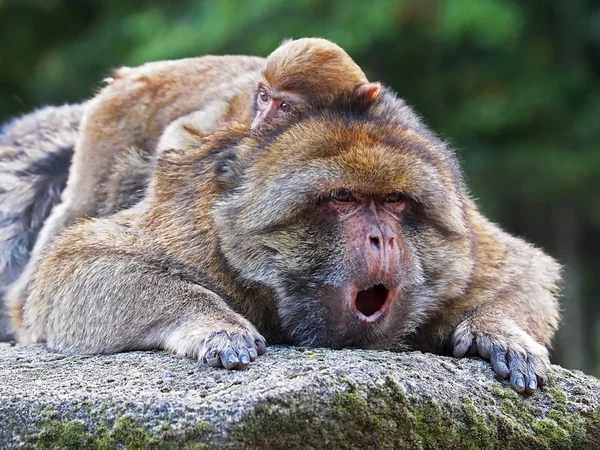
251,84,305,130
214,92,475,349
320,191,413,321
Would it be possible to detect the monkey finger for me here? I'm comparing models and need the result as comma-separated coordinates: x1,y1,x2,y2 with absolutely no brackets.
220,350,241,370
255,338,267,355
237,348,251,368
524,355,539,394
510,370,526,393
205,349,222,368
537,372,548,387
452,336,474,358
536,357,550,387
525,376,537,394
490,348,509,379
242,335,258,360
528,352,551,392
507,348,527,393
476,337,492,360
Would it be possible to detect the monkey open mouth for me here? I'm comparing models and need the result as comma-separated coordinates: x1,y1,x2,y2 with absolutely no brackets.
351,285,394,323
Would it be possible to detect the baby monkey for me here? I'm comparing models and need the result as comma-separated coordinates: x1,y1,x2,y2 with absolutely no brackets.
8,37,380,332
158,38,380,151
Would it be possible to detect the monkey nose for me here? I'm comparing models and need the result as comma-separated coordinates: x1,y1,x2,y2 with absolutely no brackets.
365,225,400,280
367,226,382,250
369,235,381,251
367,226,396,252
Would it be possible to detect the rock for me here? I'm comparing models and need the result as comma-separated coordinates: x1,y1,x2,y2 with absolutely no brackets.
1,343,599,449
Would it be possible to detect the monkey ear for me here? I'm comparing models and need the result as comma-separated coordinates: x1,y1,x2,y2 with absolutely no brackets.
355,82,381,101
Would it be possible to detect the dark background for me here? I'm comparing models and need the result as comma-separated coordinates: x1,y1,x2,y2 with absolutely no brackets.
1,0,598,376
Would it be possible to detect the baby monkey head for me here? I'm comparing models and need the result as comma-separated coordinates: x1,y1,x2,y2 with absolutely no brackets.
213,88,474,349
252,37,378,130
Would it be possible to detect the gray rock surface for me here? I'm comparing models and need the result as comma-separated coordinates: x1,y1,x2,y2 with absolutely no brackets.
1,343,599,449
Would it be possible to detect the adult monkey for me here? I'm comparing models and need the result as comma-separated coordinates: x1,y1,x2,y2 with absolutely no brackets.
18,87,561,395
3,38,377,327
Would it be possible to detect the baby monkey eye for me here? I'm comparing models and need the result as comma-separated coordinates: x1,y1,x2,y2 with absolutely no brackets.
259,89,269,103
280,102,291,112
331,190,355,202
384,192,404,203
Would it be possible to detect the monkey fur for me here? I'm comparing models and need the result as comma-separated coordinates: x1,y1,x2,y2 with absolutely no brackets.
6,38,374,331
18,87,561,394
0,104,86,340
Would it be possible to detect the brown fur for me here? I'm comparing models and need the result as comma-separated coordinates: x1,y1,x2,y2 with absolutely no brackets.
7,38,371,332
19,87,560,393
261,37,367,97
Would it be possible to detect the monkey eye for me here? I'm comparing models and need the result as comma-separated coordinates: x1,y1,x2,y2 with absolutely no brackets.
259,89,269,103
331,190,355,202
280,102,292,112
383,193,404,203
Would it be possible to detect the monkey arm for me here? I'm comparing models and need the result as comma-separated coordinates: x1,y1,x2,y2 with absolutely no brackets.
20,218,266,369
449,209,561,394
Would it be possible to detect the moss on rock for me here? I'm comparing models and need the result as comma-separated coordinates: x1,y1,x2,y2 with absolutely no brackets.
234,376,599,450
31,415,216,450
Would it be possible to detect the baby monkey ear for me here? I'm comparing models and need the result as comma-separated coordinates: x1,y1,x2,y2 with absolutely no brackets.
355,82,382,101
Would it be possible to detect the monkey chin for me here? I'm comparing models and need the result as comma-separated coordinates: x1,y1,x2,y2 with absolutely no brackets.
348,284,397,324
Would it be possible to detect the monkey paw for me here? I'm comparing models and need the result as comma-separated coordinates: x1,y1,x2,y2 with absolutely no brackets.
451,321,550,395
201,330,267,370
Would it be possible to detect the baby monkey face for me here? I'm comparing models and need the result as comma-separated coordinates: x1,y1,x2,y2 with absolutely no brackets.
251,84,306,130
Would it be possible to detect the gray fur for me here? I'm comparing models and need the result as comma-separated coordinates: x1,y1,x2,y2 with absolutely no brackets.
0,104,84,340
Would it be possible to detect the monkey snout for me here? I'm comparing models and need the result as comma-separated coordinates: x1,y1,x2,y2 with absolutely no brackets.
347,225,401,323
365,225,400,277
367,225,396,250
350,285,396,323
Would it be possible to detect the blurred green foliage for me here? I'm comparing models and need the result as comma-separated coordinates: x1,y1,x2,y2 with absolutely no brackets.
1,0,599,374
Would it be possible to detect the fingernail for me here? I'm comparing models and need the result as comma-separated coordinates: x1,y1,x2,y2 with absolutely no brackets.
528,380,537,391
256,340,267,353
227,352,238,364
241,354,249,364
516,377,525,389
453,342,470,357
